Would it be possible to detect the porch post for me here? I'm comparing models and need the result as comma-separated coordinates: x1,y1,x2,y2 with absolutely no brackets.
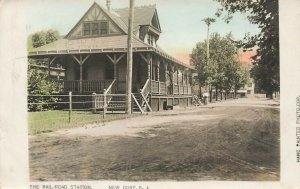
71,54,90,93
164,62,168,95
188,71,191,95
171,65,175,95
182,70,185,94
147,55,151,79
177,68,180,94
176,68,179,85
164,63,168,83
150,54,153,81
114,64,117,80
157,61,160,81
79,56,83,93
188,71,191,86
106,53,126,92
48,56,57,79
139,53,152,80
183,69,185,86
149,54,153,94
157,60,160,94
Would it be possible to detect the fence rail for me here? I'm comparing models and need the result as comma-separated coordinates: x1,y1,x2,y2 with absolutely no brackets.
28,92,138,121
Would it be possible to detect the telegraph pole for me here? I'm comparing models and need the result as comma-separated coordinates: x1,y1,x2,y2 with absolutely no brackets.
203,17,215,102
203,17,215,61
126,0,134,114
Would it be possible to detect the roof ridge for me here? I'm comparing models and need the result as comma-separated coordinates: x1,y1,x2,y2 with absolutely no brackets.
114,4,156,10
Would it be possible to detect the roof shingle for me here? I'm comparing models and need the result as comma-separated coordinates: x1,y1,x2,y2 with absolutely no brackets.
114,5,157,34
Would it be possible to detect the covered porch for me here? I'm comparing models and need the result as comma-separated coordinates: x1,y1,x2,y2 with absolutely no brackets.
29,49,193,96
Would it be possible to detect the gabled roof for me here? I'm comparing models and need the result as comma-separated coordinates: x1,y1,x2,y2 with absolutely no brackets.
28,2,194,70
65,2,128,38
114,5,161,34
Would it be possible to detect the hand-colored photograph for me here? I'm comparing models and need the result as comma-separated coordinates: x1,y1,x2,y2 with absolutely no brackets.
26,0,280,181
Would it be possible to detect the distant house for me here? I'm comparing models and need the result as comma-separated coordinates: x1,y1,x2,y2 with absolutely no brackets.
238,53,256,98
28,2,195,112
237,78,255,97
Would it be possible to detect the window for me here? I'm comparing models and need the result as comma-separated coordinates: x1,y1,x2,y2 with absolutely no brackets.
148,35,151,45
83,23,91,36
92,23,99,35
100,21,108,35
146,34,156,46
83,21,109,36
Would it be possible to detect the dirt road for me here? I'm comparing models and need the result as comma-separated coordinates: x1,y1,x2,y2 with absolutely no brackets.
29,97,280,181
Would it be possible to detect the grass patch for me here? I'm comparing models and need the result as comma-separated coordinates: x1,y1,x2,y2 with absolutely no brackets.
28,110,136,135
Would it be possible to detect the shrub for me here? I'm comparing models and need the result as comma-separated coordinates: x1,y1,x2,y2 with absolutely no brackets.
27,62,61,111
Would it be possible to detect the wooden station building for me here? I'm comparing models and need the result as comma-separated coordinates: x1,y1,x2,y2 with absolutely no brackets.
28,2,196,112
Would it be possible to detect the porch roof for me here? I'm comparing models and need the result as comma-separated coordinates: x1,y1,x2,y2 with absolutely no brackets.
28,35,195,70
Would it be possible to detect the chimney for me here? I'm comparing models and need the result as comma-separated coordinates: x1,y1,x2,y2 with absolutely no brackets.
106,0,111,12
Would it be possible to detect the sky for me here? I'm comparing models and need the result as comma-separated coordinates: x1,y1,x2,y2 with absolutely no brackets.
26,0,260,63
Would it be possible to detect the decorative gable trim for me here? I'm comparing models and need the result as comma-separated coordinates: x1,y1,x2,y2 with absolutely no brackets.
151,9,161,33
65,2,126,39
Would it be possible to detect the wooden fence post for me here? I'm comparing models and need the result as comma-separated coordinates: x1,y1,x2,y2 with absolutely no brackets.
92,93,96,114
103,89,107,119
158,82,161,95
69,91,72,123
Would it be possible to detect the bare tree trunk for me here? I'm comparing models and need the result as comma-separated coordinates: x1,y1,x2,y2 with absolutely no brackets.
199,84,202,99
266,91,273,99
234,89,237,99
220,90,223,100
209,86,212,103
215,87,218,101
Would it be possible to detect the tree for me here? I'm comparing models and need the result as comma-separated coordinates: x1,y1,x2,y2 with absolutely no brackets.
32,31,46,48
29,29,60,49
27,60,60,111
28,29,61,110
45,29,59,44
191,33,249,102
215,0,279,98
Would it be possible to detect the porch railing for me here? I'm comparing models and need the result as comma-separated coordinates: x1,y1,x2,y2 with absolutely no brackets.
117,81,126,92
172,84,192,95
151,80,167,95
179,85,184,95
160,82,167,95
173,84,179,95
60,80,113,93
187,86,192,95
151,80,159,94
61,80,80,92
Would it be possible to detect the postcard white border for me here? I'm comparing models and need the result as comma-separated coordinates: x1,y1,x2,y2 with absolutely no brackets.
1,0,300,188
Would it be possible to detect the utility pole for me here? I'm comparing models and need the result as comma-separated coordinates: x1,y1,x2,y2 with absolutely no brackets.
203,17,215,61
126,0,134,114
203,17,215,102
